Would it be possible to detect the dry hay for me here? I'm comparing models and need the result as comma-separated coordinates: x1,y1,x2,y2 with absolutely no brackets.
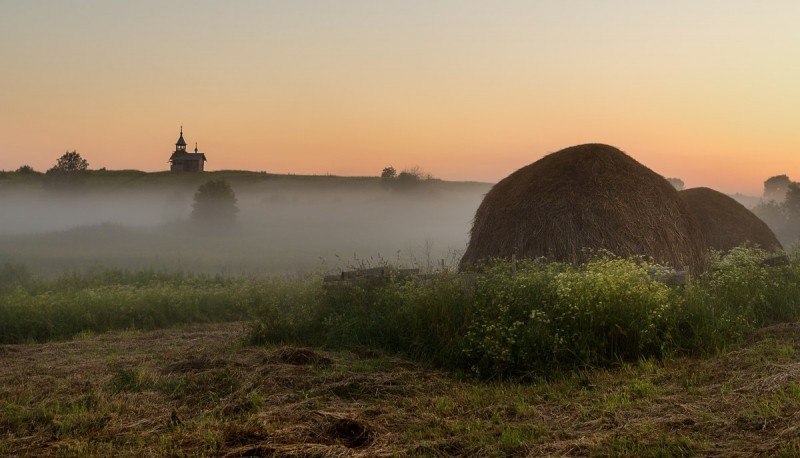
7,321,800,457
679,187,783,252
265,346,333,366
460,143,708,271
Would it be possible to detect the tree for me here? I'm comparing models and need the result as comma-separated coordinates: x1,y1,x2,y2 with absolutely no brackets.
764,175,791,202
380,166,397,179
15,165,39,175
396,170,421,186
44,150,90,191
191,179,239,225
49,150,89,173
396,166,431,188
784,183,800,219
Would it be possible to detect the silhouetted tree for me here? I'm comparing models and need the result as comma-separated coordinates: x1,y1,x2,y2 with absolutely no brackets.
380,165,433,191
44,150,90,191
784,183,800,219
390,166,435,191
380,166,397,179
191,179,239,225
15,165,39,175
49,150,89,173
764,175,791,202
396,170,421,188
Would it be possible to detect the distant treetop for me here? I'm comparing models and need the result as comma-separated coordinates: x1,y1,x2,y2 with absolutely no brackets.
49,151,89,173
15,165,39,175
764,175,791,202
381,166,397,179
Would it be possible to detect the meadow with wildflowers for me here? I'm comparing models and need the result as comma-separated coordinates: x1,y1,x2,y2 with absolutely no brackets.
3,246,798,377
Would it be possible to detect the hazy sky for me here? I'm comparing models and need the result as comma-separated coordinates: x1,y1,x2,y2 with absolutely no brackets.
2,1,799,194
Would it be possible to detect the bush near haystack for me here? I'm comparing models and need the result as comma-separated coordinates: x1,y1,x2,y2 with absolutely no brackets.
467,247,800,377
250,246,800,378
464,256,675,377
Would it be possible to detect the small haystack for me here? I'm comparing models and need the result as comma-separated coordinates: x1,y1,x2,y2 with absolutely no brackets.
679,187,782,252
460,144,707,271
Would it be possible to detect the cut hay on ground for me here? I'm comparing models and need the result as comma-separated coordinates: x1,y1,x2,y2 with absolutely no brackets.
5,320,800,456
460,143,708,271
679,187,783,252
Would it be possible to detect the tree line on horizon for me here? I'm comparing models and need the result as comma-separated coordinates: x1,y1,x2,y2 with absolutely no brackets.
5,151,442,230
10,151,241,230
7,151,800,246
9,151,437,183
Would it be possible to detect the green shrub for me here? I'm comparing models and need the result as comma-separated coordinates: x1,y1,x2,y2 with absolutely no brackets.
464,256,674,377
652,246,800,356
247,246,800,378
464,259,562,377
551,257,672,363
758,248,800,325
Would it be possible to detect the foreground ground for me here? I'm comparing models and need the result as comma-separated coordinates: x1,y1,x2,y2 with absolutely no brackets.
2,322,800,457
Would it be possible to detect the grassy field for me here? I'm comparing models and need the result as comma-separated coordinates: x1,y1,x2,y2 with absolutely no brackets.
2,235,800,455
3,169,797,455
3,321,800,457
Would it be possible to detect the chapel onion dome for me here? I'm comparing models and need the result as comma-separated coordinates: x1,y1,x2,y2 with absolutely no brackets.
176,126,187,149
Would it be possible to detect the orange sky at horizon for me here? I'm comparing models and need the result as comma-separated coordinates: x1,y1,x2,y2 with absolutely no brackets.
2,1,799,196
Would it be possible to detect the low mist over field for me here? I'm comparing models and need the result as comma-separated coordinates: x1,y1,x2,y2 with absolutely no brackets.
0,172,490,275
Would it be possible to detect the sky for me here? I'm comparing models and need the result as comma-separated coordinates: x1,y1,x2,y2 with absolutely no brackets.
1,1,799,195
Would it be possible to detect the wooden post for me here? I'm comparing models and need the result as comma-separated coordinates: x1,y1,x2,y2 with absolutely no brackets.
512,253,517,274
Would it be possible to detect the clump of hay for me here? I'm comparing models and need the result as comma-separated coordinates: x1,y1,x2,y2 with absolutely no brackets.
679,187,782,252
460,143,707,271
265,347,333,366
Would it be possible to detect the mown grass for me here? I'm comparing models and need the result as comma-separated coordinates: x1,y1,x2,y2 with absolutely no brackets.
5,321,800,456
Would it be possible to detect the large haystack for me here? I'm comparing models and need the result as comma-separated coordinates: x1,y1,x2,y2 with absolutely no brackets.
460,144,708,271
679,187,782,252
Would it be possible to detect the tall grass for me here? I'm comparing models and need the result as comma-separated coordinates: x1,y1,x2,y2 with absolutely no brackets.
0,267,317,344
5,246,800,379
248,271,472,367
249,246,800,378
